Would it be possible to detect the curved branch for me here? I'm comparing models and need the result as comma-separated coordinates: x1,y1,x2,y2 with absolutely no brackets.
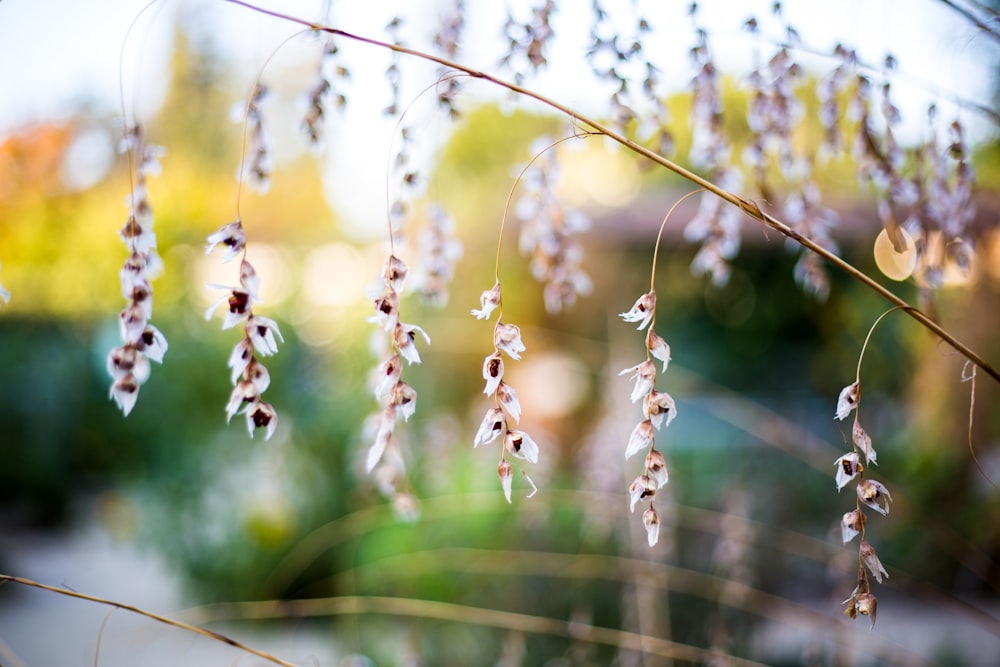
222,0,1000,385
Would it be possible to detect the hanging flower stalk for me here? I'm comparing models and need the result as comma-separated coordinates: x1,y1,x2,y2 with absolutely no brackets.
834,307,899,630
366,254,426,516
107,124,168,416
617,193,697,547
205,221,282,440
472,282,539,502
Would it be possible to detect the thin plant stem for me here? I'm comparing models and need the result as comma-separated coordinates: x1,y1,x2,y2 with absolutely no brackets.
220,0,1000,386
0,575,299,667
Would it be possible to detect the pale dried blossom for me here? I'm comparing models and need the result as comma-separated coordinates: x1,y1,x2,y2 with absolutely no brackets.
500,0,556,84
235,83,271,194
620,291,656,330
619,360,655,403
783,176,840,301
628,474,656,512
625,419,655,460
644,390,676,430
852,420,877,465
857,479,892,516
205,220,246,262
834,451,861,491
413,204,463,306
642,506,660,547
859,539,889,583
646,329,671,371
366,254,426,493
835,381,859,420
301,38,349,149
515,143,592,314
472,282,540,500
841,509,863,543
108,124,167,416
843,583,878,630
644,449,669,488
472,282,502,320
207,249,281,441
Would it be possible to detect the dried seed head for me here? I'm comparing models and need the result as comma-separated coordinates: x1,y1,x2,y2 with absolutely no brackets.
841,509,863,543
472,282,502,320
625,419,655,460
852,420,877,465
646,329,671,372
857,479,892,515
482,352,504,396
834,451,861,491
642,506,660,546
494,321,526,360
504,429,539,464
645,448,669,488
620,290,657,330
859,539,889,583
620,360,656,403
498,459,514,503
496,381,522,423
474,407,506,447
628,474,656,512
644,390,677,429
835,381,860,420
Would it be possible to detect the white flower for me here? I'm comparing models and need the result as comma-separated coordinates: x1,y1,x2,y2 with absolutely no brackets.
474,407,506,447
482,352,504,396
625,419,655,460
496,382,521,423
226,379,258,422
642,506,660,547
853,421,877,465
628,474,656,512
498,459,513,503
244,399,278,440
228,338,255,384
494,321,525,360
834,451,861,491
620,291,656,330
472,282,502,320
860,539,889,583
383,255,408,292
371,291,400,331
137,325,168,364
645,449,669,488
205,220,246,262
644,391,676,429
646,329,671,372
620,360,656,403
841,509,862,543
246,315,284,356
373,354,402,399
835,381,859,420
390,381,417,421
393,321,431,365
857,479,892,515
109,373,141,416
367,408,395,472
504,429,539,464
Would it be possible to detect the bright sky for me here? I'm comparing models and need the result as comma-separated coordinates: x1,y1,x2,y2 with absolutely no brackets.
0,0,995,231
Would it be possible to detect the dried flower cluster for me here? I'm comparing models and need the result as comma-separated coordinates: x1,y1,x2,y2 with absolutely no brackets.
366,254,426,516
684,9,743,287
383,17,406,116
413,203,464,306
500,0,556,84
619,290,674,547
302,37,349,149
107,124,168,416
205,220,282,440
237,83,272,194
834,379,892,630
472,282,539,502
432,0,466,118
515,142,592,314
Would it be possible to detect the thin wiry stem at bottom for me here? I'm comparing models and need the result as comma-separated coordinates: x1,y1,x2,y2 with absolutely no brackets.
0,575,299,667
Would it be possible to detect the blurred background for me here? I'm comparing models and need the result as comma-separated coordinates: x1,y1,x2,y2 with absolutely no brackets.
0,1,998,665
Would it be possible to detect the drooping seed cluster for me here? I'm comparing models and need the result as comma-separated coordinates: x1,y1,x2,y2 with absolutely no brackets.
366,254,426,515
237,83,272,194
413,203,464,307
500,0,556,84
619,290,674,547
107,124,168,416
302,37,349,150
431,0,466,118
783,176,840,301
685,9,743,287
834,380,892,630
515,142,592,314
205,220,282,440
382,17,406,116
742,8,804,194
472,283,539,502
